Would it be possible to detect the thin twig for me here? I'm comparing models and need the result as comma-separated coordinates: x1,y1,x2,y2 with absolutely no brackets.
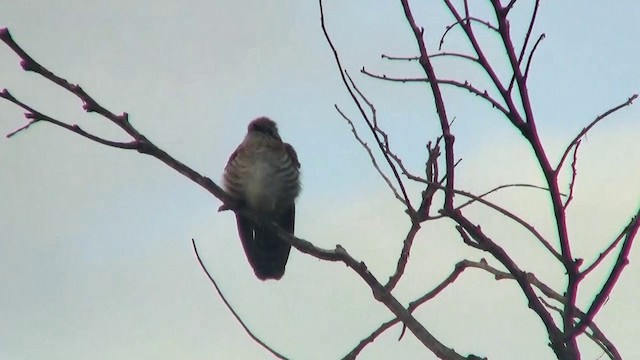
335,105,407,206
563,139,581,209
450,184,562,261
441,0,528,133
400,0,456,210
445,208,565,354
191,239,289,360
342,318,399,360
318,3,414,213
384,223,421,290
523,33,545,81
505,0,518,14
581,223,632,278
538,297,620,360
569,210,640,338
344,71,415,212
0,28,142,140
517,0,540,66
439,17,499,50
319,4,480,358
556,94,638,172
360,68,511,121
508,0,541,93
0,89,138,149
2,23,474,359
382,52,479,62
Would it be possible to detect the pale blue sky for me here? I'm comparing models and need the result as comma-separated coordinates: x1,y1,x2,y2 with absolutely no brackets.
1,1,639,359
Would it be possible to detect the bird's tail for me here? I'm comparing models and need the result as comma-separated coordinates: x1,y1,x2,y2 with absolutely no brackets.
235,207,294,280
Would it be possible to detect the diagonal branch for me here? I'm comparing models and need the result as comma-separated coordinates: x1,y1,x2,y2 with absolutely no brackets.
319,2,414,214
581,221,633,278
538,297,620,360
1,89,137,149
569,210,640,339
444,208,565,356
2,19,480,360
0,28,143,140
556,94,638,172
508,0,541,93
335,105,407,205
192,239,289,360
522,33,545,81
342,318,398,360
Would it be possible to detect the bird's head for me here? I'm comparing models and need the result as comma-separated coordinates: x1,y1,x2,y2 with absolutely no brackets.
248,117,281,140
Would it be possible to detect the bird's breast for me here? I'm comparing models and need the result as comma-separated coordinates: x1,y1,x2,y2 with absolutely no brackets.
241,150,299,214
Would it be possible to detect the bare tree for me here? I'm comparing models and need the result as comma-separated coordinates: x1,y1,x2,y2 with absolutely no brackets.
1,1,638,359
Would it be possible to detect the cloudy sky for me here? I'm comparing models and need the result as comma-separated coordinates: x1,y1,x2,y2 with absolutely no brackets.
1,1,638,359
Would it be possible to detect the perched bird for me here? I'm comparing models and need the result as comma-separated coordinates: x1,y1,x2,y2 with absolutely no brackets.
223,117,301,280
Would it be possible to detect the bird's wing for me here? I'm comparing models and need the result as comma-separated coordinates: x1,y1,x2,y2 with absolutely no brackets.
224,142,246,171
280,204,295,234
284,143,300,169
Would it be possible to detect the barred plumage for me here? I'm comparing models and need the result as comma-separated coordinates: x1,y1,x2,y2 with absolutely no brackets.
223,117,300,280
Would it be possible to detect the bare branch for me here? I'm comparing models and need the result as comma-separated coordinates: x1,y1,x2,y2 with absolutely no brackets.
430,51,478,62
517,0,540,66
538,297,619,360
447,183,566,217
556,94,638,172
400,0,456,210
381,54,419,61
384,223,421,290
335,105,407,206
2,23,475,359
0,28,142,140
569,210,640,338
360,68,511,120
1,89,138,149
342,318,398,360
444,208,565,353
465,259,623,360
507,0,542,95
563,140,581,209
344,72,415,212
581,223,632,278
349,258,481,358
445,184,563,261
383,53,479,62
441,1,528,132
318,2,414,214
523,33,545,81
439,17,499,50
192,239,289,360
504,0,518,14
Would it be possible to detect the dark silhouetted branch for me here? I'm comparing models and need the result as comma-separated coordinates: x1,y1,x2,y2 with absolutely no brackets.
569,210,640,339
556,94,638,172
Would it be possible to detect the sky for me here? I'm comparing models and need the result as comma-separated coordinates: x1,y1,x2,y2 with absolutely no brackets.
0,1,639,359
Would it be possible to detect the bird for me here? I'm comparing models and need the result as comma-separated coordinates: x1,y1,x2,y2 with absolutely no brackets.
223,117,301,280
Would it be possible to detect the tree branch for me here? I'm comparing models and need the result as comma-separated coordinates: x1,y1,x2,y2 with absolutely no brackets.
192,239,289,360
1,16,484,360
569,210,640,339
318,1,414,213
400,0,456,210
335,105,408,206
556,94,638,172
360,68,510,117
